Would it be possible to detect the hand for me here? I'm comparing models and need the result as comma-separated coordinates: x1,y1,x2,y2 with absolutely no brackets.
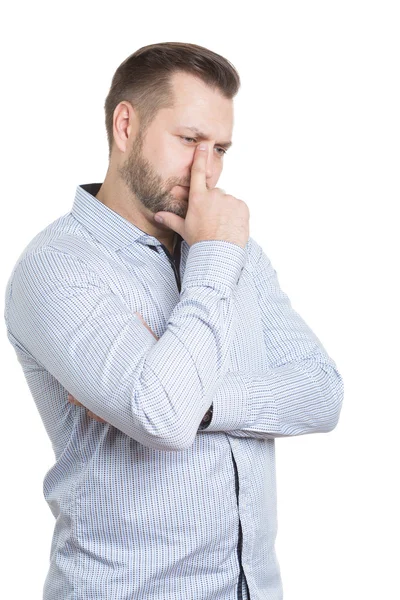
135,312,159,340
67,392,107,422
67,314,159,423
153,144,250,249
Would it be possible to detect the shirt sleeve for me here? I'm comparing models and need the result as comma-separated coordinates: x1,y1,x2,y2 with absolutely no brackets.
201,241,344,438
5,241,246,451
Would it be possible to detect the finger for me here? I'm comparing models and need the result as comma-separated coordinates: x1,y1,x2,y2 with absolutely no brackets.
135,312,159,340
153,210,185,237
189,144,208,194
68,393,106,423
68,393,84,407
87,410,107,423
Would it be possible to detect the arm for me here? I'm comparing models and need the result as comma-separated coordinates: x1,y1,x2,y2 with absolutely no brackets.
200,239,344,438
5,240,246,451
68,315,215,427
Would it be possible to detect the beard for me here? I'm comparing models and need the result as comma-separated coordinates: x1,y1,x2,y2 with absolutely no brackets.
117,130,189,219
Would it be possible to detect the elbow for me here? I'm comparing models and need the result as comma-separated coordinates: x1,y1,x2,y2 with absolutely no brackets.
123,420,195,452
117,362,198,452
315,364,344,433
128,391,197,453
284,361,344,436
156,425,197,452
149,436,195,453
124,406,196,451
266,361,344,438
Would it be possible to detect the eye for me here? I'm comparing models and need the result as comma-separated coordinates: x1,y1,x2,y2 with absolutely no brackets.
180,137,227,156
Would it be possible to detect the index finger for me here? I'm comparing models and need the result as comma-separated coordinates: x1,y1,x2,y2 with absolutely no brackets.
189,144,208,193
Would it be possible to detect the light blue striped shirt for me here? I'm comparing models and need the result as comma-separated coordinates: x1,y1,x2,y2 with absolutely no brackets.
4,183,344,599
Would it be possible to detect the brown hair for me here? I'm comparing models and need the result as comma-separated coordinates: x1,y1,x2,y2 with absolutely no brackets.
103,42,241,159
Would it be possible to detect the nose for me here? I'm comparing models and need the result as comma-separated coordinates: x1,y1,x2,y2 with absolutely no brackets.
201,143,218,183
187,144,220,189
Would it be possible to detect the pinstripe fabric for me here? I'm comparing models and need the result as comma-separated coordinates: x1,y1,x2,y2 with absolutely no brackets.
4,183,344,600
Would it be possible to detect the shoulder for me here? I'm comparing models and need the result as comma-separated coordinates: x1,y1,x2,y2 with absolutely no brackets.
5,210,114,289
4,216,110,319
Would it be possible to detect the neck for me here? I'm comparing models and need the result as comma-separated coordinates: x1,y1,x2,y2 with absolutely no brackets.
95,170,176,251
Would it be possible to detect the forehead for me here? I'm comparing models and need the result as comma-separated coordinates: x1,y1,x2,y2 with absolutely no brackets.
166,71,234,134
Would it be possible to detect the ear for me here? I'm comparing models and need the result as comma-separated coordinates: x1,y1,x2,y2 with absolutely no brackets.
113,100,140,154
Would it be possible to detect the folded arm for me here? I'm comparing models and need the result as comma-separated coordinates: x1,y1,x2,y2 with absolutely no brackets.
5,241,246,451
200,240,344,439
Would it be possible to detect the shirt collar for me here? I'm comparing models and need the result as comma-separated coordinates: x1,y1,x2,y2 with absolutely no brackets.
72,183,183,252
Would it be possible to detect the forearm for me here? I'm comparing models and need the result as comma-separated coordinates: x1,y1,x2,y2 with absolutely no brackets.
198,357,344,438
202,235,344,440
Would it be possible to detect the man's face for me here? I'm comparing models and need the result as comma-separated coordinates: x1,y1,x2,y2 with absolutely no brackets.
117,71,234,219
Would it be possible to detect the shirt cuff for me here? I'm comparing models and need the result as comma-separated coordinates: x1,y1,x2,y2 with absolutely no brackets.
182,240,247,295
204,371,250,431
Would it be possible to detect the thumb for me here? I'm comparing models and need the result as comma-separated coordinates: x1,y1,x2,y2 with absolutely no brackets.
153,211,185,236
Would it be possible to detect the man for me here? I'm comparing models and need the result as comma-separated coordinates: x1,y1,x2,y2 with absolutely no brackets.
4,42,344,600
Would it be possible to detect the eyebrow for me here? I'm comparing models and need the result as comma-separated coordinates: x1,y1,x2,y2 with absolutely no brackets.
181,126,233,149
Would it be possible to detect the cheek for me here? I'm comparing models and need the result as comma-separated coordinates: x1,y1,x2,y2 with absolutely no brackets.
142,131,169,171
212,163,224,184
156,136,185,174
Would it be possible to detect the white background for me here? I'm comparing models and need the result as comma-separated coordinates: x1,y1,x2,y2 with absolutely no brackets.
1,1,399,598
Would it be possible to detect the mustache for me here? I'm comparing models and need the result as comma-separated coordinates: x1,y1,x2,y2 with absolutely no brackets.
176,183,211,190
